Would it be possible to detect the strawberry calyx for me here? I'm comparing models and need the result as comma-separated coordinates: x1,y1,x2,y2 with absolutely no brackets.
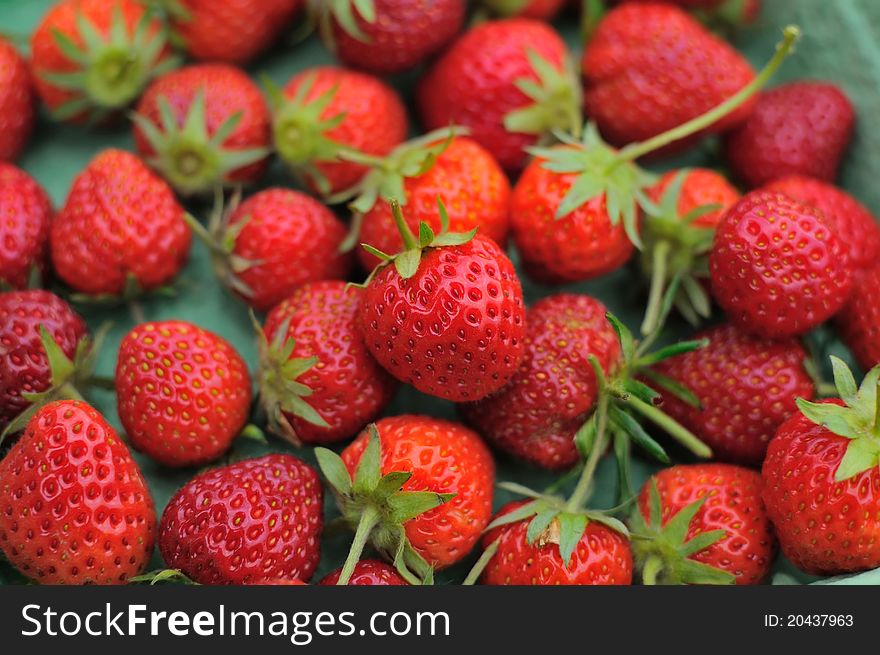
131,569,198,585
131,90,270,196
308,0,376,46
797,356,880,482
482,0,532,16
315,426,453,585
43,5,179,122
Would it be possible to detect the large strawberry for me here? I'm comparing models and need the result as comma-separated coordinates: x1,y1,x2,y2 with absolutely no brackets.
116,321,252,468
0,400,156,584
763,358,880,575
0,164,52,289
132,63,271,196
312,0,465,75
709,191,853,338
159,453,323,584
358,200,525,402
267,66,407,197
316,416,494,584
726,82,854,188
632,463,776,585
837,264,880,372
0,38,35,161
418,18,581,172
318,560,407,586
30,0,177,124
50,149,191,297
257,281,397,445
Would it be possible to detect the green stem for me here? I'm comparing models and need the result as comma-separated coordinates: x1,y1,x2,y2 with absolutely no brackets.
87,375,117,391
462,538,500,586
337,506,381,586
641,239,671,337
642,554,663,586
389,200,419,251
566,393,610,512
625,395,712,458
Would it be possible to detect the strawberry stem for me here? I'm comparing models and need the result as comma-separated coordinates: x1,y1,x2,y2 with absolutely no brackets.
389,199,419,251
336,505,381,586
462,538,500,586
642,554,663,586
566,393,610,511
641,240,671,336
625,395,712,458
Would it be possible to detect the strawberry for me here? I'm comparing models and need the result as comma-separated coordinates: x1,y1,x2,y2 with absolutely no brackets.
30,0,177,124
651,323,815,466
582,2,755,150
483,0,565,19
115,321,252,468
709,190,854,338
50,149,191,297
132,63,271,196
313,0,466,75
479,500,633,585
318,559,408,586
0,37,35,161
165,0,303,65
0,400,156,584
257,281,397,445
316,416,494,583
187,188,351,311
358,200,525,402
632,463,776,585
267,66,407,197
837,264,880,371
762,358,880,575
725,82,855,188
159,453,323,584
417,18,581,172
0,163,52,289
762,176,880,272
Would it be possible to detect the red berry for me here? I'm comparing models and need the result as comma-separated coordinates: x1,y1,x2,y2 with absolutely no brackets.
0,37,35,161
319,560,408,586
837,264,880,371
0,163,52,289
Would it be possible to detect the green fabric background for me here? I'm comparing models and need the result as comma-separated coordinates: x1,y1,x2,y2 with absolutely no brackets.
2,0,879,585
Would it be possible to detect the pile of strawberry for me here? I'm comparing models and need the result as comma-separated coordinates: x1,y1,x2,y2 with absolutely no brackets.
1,0,878,587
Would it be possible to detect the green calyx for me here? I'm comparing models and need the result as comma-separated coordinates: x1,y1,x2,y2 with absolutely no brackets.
315,426,453,585
45,5,179,122
797,357,880,482
629,481,735,585
308,0,376,46
483,0,530,16
130,569,198,585
131,90,269,196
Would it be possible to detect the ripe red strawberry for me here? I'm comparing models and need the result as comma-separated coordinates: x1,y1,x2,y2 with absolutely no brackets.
188,188,351,311
314,0,466,75
725,82,854,188
633,463,776,585
762,359,880,575
132,63,271,196
268,66,407,197
651,323,815,466
159,453,323,584
167,0,302,65
762,176,880,272
0,164,52,289
484,0,564,19
460,294,620,470
358,201,525,402
837,264,880,371
319,560,408,586
480,500,633,585
0,38,35,161
582,2,755,150
0,400,157,584
50,149,191,296
116,321,252,468
30,0,177,124
709,191,854,338
418,18,580,172
258,281,397,445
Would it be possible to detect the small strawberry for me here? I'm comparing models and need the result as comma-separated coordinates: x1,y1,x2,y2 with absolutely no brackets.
418,18,581,172
358,200,525,402
50,149,191,297
318,559,408,586
709,190,854,338
0,163,52,289
257,281,397,445
632,463,776,585
651,323,815,466
725,82,855,187
132,63,271,196
762,358,880,575
762,176,880,272
159,453,323,584
0,400,157,584
30,0,178,124
316,416,494,584
0,37,35,161
267,66,407,197
115,321,252,468
483,0,565,19
186,188,351,311
312,0,466,75
837,264,880,372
